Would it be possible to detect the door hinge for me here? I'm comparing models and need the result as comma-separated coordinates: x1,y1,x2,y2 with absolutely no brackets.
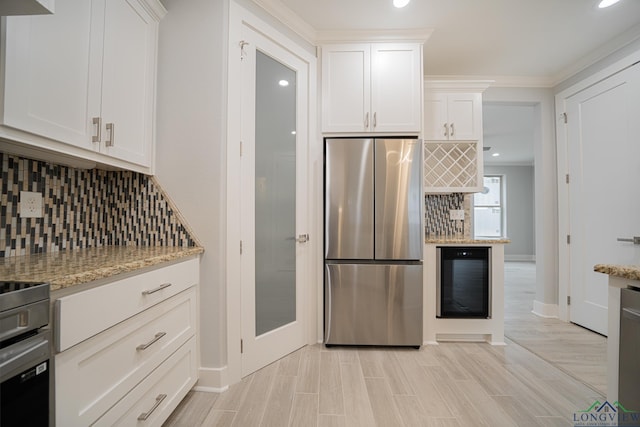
567,296,571,305
567,235,571,244
562,112,568,123
240,240,243,254
566,174,569,184
241,339,243,354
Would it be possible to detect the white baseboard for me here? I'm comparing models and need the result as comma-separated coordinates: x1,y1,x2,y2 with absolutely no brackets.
505,255,536,262
193,366,229,393
532,300,558,318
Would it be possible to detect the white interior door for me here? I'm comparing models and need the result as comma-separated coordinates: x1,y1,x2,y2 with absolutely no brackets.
240,26,309,376
567,63,640,335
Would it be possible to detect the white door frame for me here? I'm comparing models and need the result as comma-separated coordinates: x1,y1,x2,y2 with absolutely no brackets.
555,49,640,322
226,2,320,387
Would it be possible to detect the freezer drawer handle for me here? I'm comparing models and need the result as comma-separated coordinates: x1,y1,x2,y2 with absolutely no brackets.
137,394,167,421
617,236,640,244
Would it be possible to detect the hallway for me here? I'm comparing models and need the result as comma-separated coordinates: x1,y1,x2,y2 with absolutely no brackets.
503,262,607,394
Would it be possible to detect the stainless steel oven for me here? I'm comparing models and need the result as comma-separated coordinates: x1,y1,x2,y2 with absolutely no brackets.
0,281,51,427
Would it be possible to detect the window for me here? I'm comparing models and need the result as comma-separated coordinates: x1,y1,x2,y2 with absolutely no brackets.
474,175,505,238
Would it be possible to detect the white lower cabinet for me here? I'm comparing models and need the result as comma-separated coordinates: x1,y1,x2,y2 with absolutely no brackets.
94,336,197,427
54,259,199,427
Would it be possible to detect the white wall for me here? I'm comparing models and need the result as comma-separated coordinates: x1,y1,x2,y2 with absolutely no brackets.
484,165,535,260
155,0,229,376
483,87,557,312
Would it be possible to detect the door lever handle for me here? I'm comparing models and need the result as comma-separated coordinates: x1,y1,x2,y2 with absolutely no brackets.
617,236,640,244
295,234,309,243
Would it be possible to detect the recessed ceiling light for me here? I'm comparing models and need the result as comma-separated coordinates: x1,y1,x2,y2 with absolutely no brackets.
492,153,500,157
279,80,289,87
291,131,296,135
598,0,620,8
393,0,410,8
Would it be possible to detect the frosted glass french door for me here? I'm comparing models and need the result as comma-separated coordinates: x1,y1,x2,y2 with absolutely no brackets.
239,25,309,377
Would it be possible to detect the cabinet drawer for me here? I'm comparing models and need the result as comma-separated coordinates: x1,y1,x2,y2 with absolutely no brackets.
55,288,196,426
94,336,197,427
56,257,198,351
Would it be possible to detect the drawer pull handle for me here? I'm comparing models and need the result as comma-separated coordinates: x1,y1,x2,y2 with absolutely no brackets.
142,283,172,295
137,394,167,421
136,332,166,351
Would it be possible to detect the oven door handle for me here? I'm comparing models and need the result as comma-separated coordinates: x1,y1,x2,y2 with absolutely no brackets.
0,331,50,383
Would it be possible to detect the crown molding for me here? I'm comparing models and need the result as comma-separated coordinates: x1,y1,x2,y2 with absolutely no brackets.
252,0,318,44
317,28,433,44
550,22,640,87
252,0,433,45
424,78,494,92
426,74,555,88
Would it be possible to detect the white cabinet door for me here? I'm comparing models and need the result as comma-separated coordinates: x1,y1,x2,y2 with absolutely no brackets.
424,92,482,140
370,43,421,132
447,93,482,140
424,93,448,140
321,44,370,133
100,0,155,167
1,0,102,150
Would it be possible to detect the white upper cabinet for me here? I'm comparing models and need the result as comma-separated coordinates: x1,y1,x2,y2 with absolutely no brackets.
0,0,165,172
423,80,492,193
322,43,422,133
424,92,482,141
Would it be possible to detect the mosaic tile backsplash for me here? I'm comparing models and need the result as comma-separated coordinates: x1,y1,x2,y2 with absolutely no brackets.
425,193,471,239
0,153,198,257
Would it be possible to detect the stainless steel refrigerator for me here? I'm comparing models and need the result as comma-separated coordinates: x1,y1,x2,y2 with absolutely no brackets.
324,137,423,347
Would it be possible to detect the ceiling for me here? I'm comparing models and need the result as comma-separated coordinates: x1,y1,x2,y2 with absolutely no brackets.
261,0,640,86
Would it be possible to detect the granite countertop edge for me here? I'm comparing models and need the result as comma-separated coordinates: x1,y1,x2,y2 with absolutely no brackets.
2,246,205,292
594,264,640,281
425,237,511,244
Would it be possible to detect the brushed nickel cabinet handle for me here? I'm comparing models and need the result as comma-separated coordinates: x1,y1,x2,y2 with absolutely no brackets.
365,112,369,128
136,332,166,351
444,123,449,137
137,394,167,421
92,117,101,143
450,123,455,137
373,112,377,128
142,283,172,295
105,122,115,147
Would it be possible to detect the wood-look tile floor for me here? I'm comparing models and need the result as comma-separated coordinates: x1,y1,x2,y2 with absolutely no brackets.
163,262,607,427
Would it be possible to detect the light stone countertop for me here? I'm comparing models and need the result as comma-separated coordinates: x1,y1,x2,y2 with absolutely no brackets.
593,264,640,281
1,246,204,291
425,237,511,244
